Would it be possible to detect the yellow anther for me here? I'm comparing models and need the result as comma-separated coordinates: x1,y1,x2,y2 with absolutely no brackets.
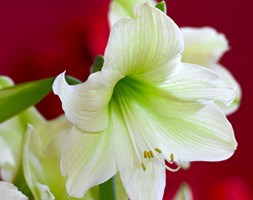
155,148,162,153
146,151,150,159
144,151,148,159
141,163,146,171
144,150,155,159
150,150,154,158
170,153,174,162
147,151,152,159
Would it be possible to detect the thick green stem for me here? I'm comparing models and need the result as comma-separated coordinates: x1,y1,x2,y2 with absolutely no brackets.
99,176,116,200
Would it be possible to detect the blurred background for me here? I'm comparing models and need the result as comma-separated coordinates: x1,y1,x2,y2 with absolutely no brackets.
0,0,252,199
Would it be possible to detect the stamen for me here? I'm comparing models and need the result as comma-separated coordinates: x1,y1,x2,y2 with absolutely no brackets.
144,151,148,159
141,163,146,171
170,153,174,162
155,148,162,153
150,150,154,158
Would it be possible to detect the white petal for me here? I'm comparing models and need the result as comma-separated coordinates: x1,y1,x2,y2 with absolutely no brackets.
61,126,117,198
104,3,183,83
53,70,122,132
0,137,16,181
160,63,236,106
0,181,28,200
35,183,55,200
181,27,228,66
23,125,55,200
149,103,237,162
111,106,166,200
210,64,241,115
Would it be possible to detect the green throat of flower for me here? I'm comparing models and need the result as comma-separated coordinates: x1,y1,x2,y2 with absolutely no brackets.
111,76,181,173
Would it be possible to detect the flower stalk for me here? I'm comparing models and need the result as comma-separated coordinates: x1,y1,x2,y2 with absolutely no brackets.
99,177,116,200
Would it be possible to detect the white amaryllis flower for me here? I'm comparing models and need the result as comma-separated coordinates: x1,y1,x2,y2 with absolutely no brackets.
53,4,237,200
23,117,106,200
24,116,129,200
108,0,241,115
181,27,241,114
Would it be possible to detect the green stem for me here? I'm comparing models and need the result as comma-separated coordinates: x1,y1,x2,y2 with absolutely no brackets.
99,176,116,200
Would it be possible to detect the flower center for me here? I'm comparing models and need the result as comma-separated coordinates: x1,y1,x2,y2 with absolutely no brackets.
113,76,181,173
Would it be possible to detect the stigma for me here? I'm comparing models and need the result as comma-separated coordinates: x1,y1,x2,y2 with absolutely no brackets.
141,148,181,172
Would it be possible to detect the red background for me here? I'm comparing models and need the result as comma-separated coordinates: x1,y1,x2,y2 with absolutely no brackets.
0,0,252,199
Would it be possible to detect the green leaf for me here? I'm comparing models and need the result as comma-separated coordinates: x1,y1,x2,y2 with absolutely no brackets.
0,77,54,122
155,1,167,14
0,76,81,123
91,55,104,73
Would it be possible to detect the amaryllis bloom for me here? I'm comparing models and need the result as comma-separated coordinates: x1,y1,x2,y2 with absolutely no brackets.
181,27,241,115
109,0,241,116
53,4,237,200
23,117,107,200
